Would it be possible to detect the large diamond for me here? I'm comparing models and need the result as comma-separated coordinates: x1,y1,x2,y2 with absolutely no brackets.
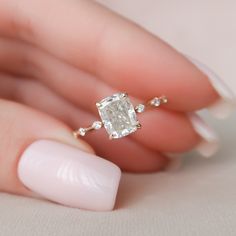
97,93,139,139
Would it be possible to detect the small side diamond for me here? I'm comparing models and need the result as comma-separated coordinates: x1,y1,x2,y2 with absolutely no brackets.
78,128,86,136
150,97,161,107
92,121,103,130
135,104,145,113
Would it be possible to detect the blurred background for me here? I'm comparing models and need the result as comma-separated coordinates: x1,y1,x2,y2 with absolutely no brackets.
98,0,236,92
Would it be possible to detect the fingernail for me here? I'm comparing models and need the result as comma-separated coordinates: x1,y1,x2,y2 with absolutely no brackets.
18,140,121,211
164,153,183,171
187,56,236,119
188,113,219,158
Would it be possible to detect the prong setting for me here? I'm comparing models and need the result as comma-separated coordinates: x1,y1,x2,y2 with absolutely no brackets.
136,123,142,129
121,92,128,98
161,96,168,104
96,102,102,108
109,133,116,140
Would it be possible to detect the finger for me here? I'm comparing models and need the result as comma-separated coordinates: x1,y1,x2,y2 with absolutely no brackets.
0,74,168,172
0,37,111,112
0,37,34,77
132,110,200,152
3,73,218,158
0,36,215,156
0,0,223,112
20,75,200,153
20,55,214,154
85,131,168,173
0,38,218,156
0,99,121,211
132,109,219,158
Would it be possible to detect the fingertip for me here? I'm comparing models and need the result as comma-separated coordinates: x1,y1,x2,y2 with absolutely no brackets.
18,140,122,211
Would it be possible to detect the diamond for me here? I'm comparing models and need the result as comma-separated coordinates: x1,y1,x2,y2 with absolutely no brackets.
150,97,161,107
78,128,86,136
92,121,103,130
135,104,145,113
97,93,139,139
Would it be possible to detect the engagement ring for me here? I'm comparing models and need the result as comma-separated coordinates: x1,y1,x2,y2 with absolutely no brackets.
73,92,168,140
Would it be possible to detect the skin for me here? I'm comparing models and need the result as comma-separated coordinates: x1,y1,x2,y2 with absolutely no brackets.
0,0,219,198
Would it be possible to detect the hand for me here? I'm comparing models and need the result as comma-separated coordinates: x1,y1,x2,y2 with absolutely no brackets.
0,0,234,211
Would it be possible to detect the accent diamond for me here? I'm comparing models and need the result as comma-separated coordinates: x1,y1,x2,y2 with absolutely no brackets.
135,104,145,113
97,93,139,139
78,128,86,136
150,97,161,107
92,121,103,130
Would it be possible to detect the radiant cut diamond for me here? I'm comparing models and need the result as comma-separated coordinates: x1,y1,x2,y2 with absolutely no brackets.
97,93,139,139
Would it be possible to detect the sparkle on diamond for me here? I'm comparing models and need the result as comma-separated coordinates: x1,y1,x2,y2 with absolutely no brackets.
97,93,139,139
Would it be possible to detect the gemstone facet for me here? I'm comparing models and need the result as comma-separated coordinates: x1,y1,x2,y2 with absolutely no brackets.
97,93,139,139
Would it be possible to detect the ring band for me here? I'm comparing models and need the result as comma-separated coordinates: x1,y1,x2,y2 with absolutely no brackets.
73,92,168,140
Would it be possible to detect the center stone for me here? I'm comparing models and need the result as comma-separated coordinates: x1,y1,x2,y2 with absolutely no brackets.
97,93,139,139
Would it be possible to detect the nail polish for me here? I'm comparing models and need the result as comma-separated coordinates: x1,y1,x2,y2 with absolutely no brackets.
188,113,219,158
187,56,236,119
18,140,121,211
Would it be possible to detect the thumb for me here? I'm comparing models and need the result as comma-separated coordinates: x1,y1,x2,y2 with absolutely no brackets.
0,99,121,211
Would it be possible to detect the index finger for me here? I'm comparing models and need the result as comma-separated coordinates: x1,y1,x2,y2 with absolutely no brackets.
1,0,227,112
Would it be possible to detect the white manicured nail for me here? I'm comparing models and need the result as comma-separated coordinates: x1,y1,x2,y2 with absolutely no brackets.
188,56,236,119
188,113,219,158
18,140,121,211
